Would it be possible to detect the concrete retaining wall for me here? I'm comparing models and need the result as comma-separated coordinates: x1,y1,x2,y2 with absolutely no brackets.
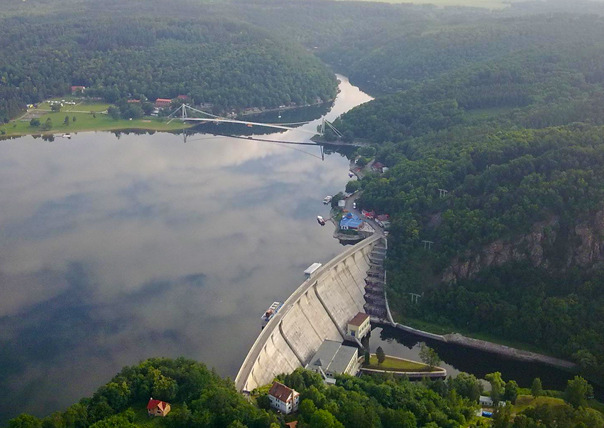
235,234,384,392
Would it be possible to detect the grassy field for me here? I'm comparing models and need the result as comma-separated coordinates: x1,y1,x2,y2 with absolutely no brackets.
364,354,434,372
337,0,509,9
513,395,566,413
0,109,189,137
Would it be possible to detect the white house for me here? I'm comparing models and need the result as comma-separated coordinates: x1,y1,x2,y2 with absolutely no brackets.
268,382,300,414
346,312,371,340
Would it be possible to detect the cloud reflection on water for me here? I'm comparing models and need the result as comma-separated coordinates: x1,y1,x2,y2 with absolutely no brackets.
0,76,373,422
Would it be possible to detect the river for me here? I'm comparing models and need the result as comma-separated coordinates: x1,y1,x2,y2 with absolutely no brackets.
0,75,588,425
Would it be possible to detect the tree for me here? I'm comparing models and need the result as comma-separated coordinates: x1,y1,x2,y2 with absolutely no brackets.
492,403,512,428
107,106,121,120
72,116,77,122
29,118,40,127
41,117,52,131
564,376,593,408
448,372,482,402
485,372,505,404
8,414,42,428
64,115,70,125
503,380,518,404
376,346,386,365
51,104,61,112
346,180,361,194
364,350,370,365
309,409,344,428
531,378,543,397
419,343,441,369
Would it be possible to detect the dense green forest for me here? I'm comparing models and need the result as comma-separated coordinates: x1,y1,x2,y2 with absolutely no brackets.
0,0,337,121
326,10,604,385
10,358,603,427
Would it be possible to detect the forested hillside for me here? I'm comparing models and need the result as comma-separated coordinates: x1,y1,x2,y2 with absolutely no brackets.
329,11,604,384
0,0,337,121
10,359,604,427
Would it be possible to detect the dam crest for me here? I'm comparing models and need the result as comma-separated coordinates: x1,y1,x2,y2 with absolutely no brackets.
235,234,386,392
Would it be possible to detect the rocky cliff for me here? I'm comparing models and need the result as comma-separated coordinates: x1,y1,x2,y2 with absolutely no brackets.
442,209,604,283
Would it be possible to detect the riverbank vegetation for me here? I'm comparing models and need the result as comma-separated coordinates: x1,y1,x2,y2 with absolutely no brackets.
322,6,604,386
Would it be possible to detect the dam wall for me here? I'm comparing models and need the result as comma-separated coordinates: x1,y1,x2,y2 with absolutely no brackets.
235,234,384,392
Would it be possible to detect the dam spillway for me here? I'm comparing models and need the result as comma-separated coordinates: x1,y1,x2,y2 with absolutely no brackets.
235,234,386,392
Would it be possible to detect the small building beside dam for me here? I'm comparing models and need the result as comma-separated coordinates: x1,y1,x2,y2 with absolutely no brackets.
235,234,387,392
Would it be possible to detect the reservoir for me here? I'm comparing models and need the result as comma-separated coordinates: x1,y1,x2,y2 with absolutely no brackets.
0,75,371,424
0,75,592,424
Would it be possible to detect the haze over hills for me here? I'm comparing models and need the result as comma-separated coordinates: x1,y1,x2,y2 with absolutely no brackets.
3,0,604,426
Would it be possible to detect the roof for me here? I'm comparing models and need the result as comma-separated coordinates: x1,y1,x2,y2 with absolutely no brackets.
307,340,358,375
340,213,363,229
304,263,322,275
269,382,297,403
147,398,169,411
376,214,390,221
155,98,172,103
348,312,370,327
286,422,298,428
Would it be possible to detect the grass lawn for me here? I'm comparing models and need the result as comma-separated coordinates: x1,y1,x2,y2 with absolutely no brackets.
513,395,566,414
1,111,190,137
364,354,434,372
336,0,508,9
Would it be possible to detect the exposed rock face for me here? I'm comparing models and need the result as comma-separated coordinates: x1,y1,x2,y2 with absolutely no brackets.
442,210,604,283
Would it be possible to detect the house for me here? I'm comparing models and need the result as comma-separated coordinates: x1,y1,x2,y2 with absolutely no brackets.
339,213,363,230
479,395,493,407
268,382,300,414
177,95,189,101
306,340,360,383
372,162,385,173
155,98,172,108
346,312,371,340
71,85,86,94
361,210,375,219
147,398,171,417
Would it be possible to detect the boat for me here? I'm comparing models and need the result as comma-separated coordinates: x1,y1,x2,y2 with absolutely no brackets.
317,215,326,226
261,301,283,328
323,195,332,204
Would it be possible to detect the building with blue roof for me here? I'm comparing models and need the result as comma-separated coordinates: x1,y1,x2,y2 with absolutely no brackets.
340,212,363,230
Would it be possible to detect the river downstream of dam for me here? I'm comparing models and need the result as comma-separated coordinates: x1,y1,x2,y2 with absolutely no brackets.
0,75,585,425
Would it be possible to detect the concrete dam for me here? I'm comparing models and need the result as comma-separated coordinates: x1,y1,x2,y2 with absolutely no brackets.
235,234,386,392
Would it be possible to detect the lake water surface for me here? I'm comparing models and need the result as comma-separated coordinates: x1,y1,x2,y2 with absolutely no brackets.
0,76,372,423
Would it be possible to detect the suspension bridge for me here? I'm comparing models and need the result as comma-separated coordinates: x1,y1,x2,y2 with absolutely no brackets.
167,103,347,142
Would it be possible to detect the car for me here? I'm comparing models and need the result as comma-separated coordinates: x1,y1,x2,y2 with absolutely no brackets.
352,202,357,209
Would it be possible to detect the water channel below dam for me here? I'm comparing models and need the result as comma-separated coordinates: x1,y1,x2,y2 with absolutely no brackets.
0,75,590,425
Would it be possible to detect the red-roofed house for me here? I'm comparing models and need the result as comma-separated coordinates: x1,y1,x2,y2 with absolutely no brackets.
71,86,86,94
155,98,172,108
372,162,385,173
346,312,370,340
177,95,189,101
147,398,171,417
268,382,300,414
